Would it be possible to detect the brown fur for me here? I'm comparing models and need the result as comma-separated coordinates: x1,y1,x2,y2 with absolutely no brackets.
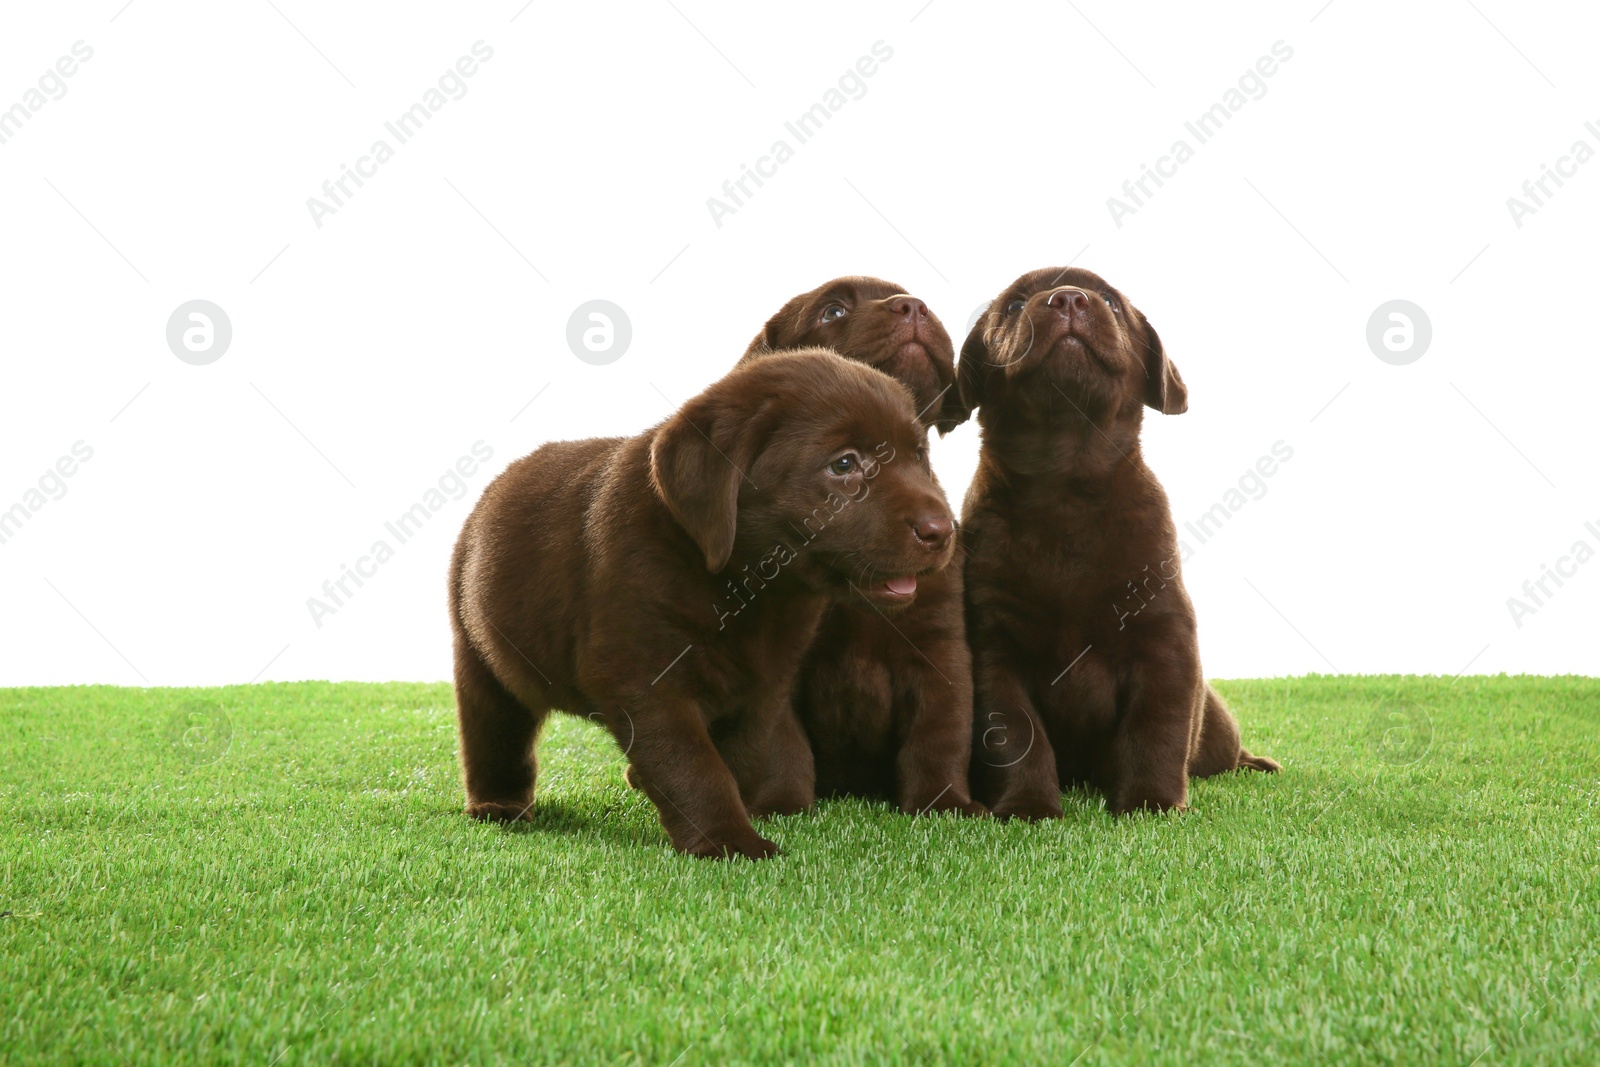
955,267,1279,819
450,349,956,858
738,277,983,815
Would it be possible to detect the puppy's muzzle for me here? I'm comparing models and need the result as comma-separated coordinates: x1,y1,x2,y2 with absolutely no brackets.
908,509,952,554
1046,286,1090,311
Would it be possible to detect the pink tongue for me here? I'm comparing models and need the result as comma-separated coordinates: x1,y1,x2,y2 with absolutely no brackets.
884,575,918,596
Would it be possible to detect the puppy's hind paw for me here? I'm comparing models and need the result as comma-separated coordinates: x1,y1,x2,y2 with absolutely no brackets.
748,798,813,819
746,782,816,820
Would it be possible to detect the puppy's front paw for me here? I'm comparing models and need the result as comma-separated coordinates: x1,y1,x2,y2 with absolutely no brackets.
680,829,781,861
901,792,990,818
1238,750,1281,773
989,795,1062,822
466,799,534,823
1107,794,1187,816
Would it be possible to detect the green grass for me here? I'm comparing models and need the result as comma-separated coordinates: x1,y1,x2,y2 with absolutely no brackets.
2,677,1597,1065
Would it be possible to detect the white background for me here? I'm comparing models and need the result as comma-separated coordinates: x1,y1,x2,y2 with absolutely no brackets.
1,0,1595,687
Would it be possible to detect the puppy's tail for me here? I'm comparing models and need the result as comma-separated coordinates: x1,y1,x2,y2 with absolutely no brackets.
1193,685,1280,776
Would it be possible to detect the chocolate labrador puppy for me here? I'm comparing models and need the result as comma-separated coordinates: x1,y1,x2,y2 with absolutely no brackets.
957,267,1279,819
737,277,983,816
450,349,956,858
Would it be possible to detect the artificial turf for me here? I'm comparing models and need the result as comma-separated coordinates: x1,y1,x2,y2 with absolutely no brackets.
1,676,1596,1065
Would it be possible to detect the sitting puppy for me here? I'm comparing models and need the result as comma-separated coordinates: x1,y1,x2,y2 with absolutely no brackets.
957,267,1279,819
739,277,983,816
450,350,956,858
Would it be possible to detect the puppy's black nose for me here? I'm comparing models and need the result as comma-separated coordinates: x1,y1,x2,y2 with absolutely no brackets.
910,512,952,551
1047,287,1090,313
889,296,928,321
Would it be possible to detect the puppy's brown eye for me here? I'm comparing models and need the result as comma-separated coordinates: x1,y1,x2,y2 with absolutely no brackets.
821,305,847,322
1005,299,1025,315
828,453,860,475
1103,295,1117,311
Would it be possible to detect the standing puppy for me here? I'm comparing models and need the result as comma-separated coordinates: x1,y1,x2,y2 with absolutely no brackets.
740,277,984,816
957,267,1279,819
451,350,956,858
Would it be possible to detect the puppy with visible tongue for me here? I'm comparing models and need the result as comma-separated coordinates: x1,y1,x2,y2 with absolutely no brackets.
736,275,985,818
883,574,918,597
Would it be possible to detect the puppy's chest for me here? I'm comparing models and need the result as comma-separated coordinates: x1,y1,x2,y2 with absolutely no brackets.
1001,514,1139,596
983,511,1182,648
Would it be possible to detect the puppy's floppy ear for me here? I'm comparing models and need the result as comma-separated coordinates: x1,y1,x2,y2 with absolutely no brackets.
927,323,969,436
1137,310,1188,414
935,377,970,435
739,297,804,363
952,312,995,420
739,321,775,363
650,399,754,573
